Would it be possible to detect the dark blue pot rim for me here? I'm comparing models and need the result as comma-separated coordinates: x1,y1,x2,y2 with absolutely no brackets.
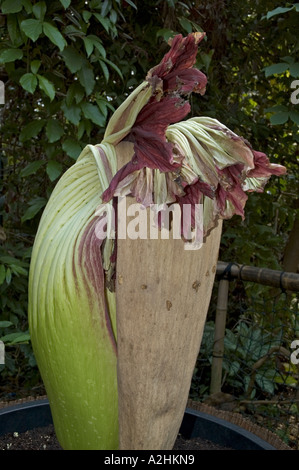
0,398,277,450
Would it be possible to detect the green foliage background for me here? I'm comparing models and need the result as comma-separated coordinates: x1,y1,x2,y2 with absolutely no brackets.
0,0,298,398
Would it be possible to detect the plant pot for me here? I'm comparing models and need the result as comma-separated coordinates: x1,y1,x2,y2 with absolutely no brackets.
0,398,277,450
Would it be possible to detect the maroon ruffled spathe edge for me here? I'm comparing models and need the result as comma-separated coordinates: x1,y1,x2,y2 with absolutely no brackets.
102,33,207,203
101,33,287,238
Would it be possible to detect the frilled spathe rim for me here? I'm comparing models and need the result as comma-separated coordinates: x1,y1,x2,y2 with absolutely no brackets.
99,34,286,239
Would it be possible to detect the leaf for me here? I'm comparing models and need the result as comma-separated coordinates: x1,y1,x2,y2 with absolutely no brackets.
21,197,47,223
21,0,33,13
5,267,11,285
228,360,240,376
46,160,63,181
289,63,299,78
20,120,45,141
46,119,64,143
263,63,289,77
81,102,106,126
270,112,289,125
1,332,31,344
83,37,94,57
93,13,110,33
62,139,82,160
0,255,29,266
61,102,81,125
30,60,41,74
0,48,23,64
77,66,95,96
1,0,23,14
85,35,106,56
99,59,109,82
124,0,137,9
12,332,31,344
92,39,106,58
7,13,22,46
83,10,92,22
20,73,38,94
59,0,71,8
60,46,84,73
32,1,47,20
266,6,294,19
43,22,67,52
96,98,110,118
256,373,275,395
289,111,299,125
20,19,43,41
156,28,175,42
109,10,117,24
265,105,288,113
275,374,297,386
101,0,110,16
20,160,45,177
0,265,5,285
101,57,123,80
37,74,55,101
179,17,193,34
281,56,294,64
66,83,85,106
10,264,28,276
0,321,13,328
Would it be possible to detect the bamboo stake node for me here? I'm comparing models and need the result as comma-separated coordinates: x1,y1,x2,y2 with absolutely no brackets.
216,261,299,291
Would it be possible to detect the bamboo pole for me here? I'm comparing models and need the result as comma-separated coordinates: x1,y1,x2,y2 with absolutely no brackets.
210,262,299,399
217,261,299,291
210,279,229,395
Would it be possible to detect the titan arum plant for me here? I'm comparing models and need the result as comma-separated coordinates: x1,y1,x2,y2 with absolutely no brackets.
28,33,286,450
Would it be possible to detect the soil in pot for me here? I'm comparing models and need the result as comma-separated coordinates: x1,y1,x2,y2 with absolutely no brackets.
0,424,234,450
